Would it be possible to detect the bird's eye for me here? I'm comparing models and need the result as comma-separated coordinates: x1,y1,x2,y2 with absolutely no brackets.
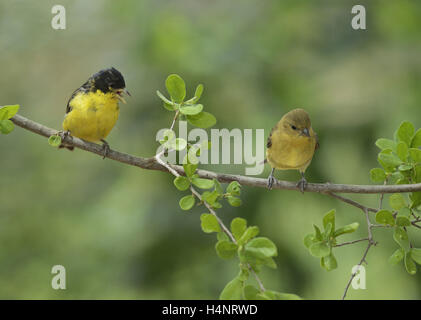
291,125,297,130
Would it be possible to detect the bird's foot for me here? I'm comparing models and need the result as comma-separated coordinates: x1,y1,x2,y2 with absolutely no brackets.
100,139,110,159
57,130,74,150
58,130,72,141
267,175,277,190
297,177,308,194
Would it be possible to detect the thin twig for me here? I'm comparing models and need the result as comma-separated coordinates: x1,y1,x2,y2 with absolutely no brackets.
324,192,377,213
378,179,388,210
334,238,369,247
342,208,375,300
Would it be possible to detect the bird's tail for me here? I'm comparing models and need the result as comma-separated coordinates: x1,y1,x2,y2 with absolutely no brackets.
258,159,267,165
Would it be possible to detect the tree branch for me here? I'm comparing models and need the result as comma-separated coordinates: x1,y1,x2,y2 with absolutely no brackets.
11,114,421,195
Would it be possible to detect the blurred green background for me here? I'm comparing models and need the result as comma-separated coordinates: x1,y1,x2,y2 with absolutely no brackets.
1,0,421,299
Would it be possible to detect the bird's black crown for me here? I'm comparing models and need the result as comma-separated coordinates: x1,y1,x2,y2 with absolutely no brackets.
90,67,126,93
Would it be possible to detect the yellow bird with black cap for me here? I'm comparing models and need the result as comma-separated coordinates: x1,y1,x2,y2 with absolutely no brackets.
61,67,130,157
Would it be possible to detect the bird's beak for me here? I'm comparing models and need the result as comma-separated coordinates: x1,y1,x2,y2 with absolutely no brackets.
116,89,130,104
302,128,310,137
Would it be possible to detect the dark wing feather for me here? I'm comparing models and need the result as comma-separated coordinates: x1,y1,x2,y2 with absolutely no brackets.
267,125,276,149
65,81,91,114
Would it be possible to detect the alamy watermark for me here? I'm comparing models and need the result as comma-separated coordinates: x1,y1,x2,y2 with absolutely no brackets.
51,265,66,290
156,121,266,175
351,265,366,290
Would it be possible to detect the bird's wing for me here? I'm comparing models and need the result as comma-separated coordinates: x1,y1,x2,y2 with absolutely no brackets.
65,80,92,114
65,88,80,114
315,132,320,151
267,125,277,148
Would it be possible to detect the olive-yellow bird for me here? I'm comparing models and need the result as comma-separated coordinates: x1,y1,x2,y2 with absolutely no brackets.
266,108,319,192
61,68,130,157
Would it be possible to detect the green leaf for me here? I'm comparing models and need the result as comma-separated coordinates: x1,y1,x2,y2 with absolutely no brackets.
0,120,14,134
160,129,176,146
397,121,415,146
410,191,421,209
389,193,406,211
396,142,408,161
256,290,301,300
185,84,204,104
186,111,217,129
227,196,242,207
48,135,62,147
411,128,421,148
395,215,411,227
370,168,386,183
411,248,421,265
313,224,323,241
202,190,219,206
231,217,247,241
323,223,332,240
398,164,412,172
243,285,260,300
309,241,330,258
237,267,249,281
375,209,395,226
398,207,411,217
173,176,190,191
238,226,259,245
179,195,195,211
393,227,410,252
404,252,417,275
261,257,277,269
213,179,224,195
271,292,302,300
397,178,410,184
333,222,359,237
378,152,402,168
322,209,335,236
304,233,317,249
227,181,241,196
193,84,204,102
179,104,203,115
191,177,214,189
244,237,277,259
215,240,238,259
389,248,405,265
185,147,199,165
219,277,243,300
409,148,421,163
165,74,186,103
163,102,176,111
0,105,19,120
169,138,187,151
200,213,221,233
321,253,338,271
183,163,197,178
375,138,396,151
156,90,173,105
217,232,229,242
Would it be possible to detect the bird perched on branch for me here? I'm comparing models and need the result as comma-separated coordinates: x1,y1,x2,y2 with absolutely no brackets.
266,108,319,192
61,67,130,157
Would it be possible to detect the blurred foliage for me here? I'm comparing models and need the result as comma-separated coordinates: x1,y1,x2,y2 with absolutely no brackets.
1,0,421,299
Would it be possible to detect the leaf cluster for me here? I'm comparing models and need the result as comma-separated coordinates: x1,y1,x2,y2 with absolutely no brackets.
304,209,359,271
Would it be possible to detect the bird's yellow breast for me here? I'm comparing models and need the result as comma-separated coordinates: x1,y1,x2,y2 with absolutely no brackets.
62,90,120,142
266,126,317,172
